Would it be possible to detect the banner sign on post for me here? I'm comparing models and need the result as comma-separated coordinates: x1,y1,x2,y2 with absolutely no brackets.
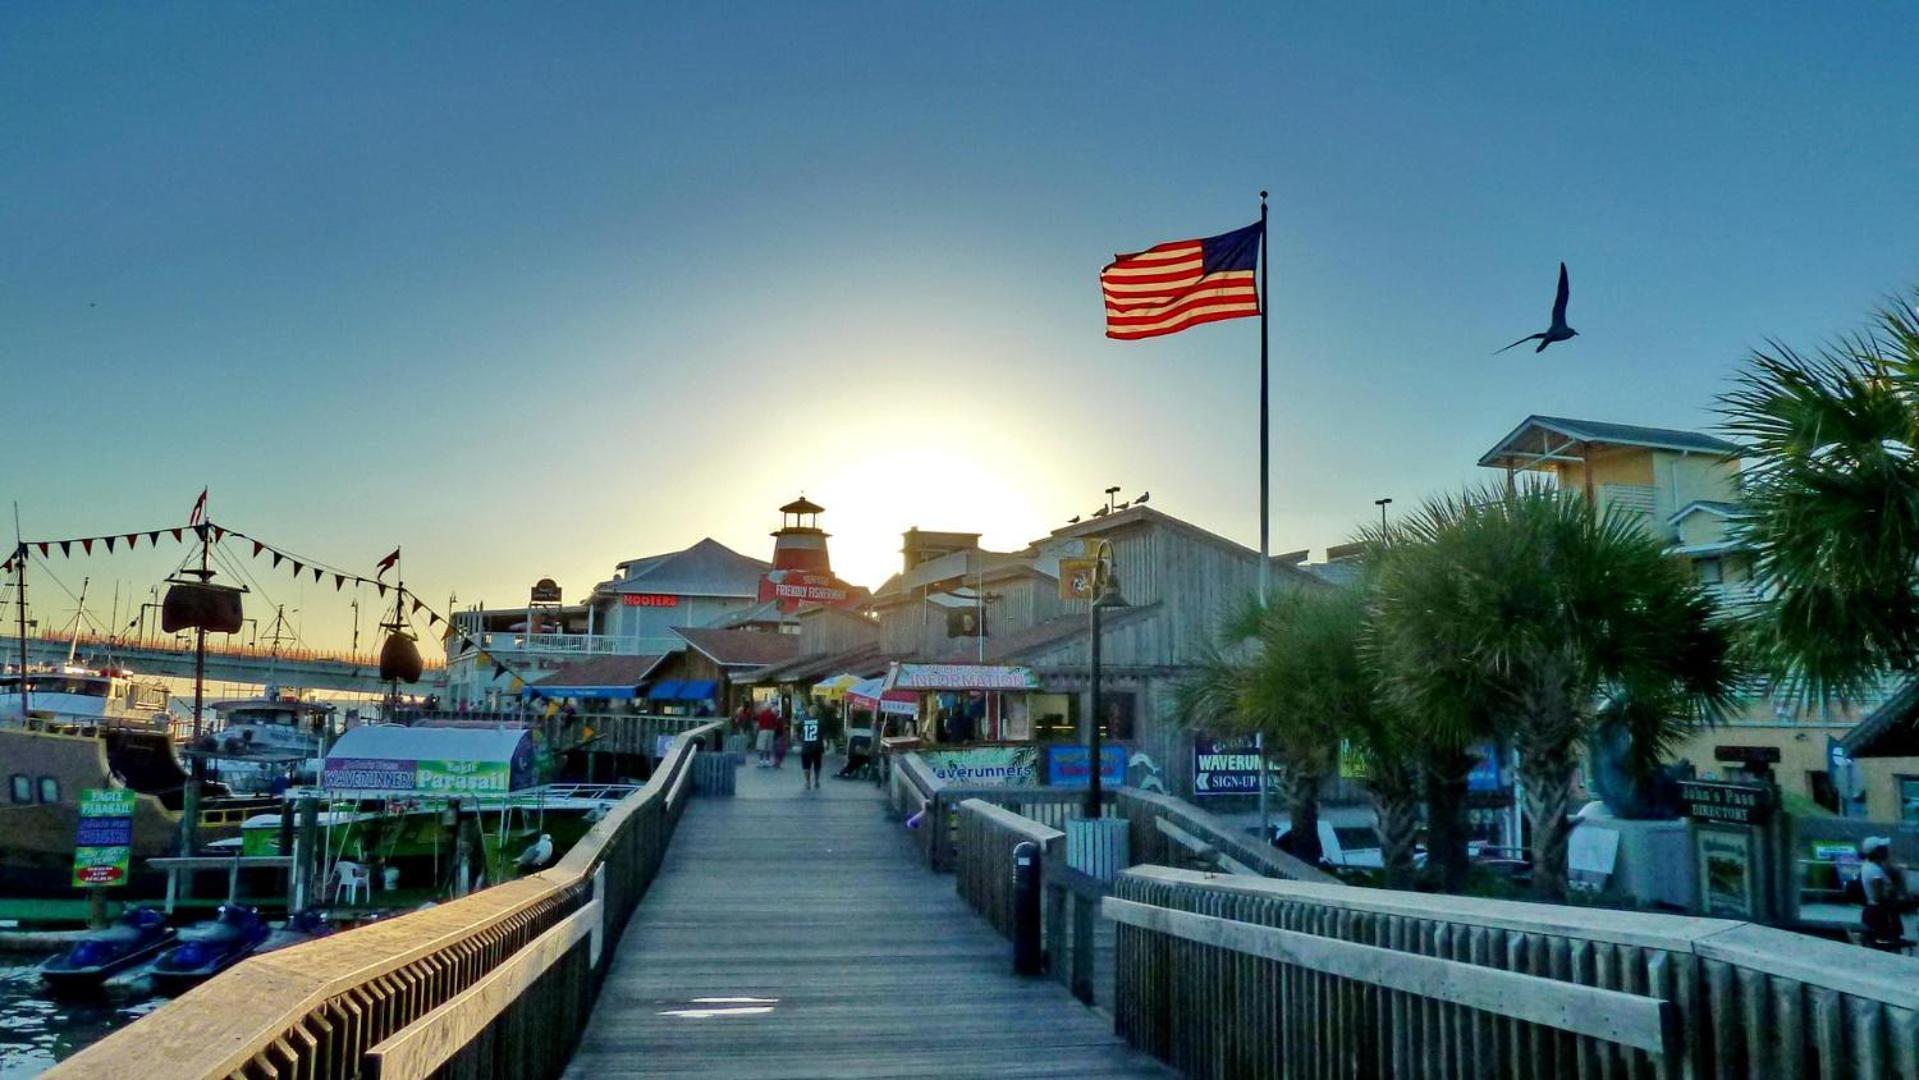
324,757,512,794
1044,745,1125,789
72,788,136,888
919,747,1038,786
1192,737,1282,796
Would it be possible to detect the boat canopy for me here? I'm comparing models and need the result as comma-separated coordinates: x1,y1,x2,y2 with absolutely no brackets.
321,726,534,794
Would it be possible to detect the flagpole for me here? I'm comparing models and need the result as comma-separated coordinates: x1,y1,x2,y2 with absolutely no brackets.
1258,190,1270,603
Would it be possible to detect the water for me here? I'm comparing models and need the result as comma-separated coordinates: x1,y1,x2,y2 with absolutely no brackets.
0,959,167,1078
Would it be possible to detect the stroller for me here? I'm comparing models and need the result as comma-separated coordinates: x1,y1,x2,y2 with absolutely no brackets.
836,727,877,781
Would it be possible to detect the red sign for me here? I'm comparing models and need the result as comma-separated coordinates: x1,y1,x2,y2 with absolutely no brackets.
758,572,858,608
621,594,680,608
76,866,124,885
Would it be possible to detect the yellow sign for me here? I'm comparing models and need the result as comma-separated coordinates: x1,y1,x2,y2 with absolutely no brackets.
1058,557,1096,601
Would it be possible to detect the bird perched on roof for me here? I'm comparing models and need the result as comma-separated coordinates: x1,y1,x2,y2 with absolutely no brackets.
514,833,553,870
1495,262,1578,354
1135,491,1150,505
1067,515,1080,524
1093,506,1110,517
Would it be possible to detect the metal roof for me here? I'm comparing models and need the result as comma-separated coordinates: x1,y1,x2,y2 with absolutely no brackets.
670,627,802,668
324,724,528,764
597,538,771,598
1478,415,1742,469
1842,681,1919,758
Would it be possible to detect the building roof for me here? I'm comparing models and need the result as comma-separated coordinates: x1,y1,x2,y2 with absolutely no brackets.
1841,681,1919,758
704,599,790,630
1479,415,1743,470
1667,499,1747,525
670,627,801,668
740,642,890,686
597,537,770,598
780,495,825,515
1039,504,1327,590
983,603,1163,663
537,653,669,688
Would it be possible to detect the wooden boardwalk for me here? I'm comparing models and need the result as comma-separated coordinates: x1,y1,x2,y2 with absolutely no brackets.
566,758,1169,1078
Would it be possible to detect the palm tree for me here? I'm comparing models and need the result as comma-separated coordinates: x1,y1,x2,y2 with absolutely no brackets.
1178,590,1348,864
1371,484,1734,899
1720,290,1919,703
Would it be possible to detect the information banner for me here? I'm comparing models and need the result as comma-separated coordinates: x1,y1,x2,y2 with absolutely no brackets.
72,788,136,888
324,757,511,793
919,747,1038,786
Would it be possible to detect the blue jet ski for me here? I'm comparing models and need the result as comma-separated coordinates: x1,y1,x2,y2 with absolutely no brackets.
257,908,335,955
39,907,177,991
148,903,271,992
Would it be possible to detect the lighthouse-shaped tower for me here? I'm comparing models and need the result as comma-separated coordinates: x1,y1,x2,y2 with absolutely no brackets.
770,496,832,574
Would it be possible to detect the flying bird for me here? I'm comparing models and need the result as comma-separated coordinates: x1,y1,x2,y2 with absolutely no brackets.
514,833,553,870
1495,262,1578,354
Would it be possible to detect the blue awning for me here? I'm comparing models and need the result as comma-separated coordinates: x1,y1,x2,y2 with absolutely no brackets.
676,679,718,701
646,679,684,701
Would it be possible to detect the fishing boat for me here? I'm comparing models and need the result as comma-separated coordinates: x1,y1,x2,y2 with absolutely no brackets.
37,907,176,991
202,690,339,794
147,903,270,991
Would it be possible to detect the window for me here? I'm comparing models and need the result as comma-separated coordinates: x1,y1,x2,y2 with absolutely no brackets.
9,774,29,803
1696,559,1724,585
37,777,60,804
1807,770,1839,814
1900,776,1919,824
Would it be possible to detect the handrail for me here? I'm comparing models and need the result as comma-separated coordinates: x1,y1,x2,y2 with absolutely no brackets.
52,720,725,1080
1114,787,1334,884
1109,865,1919,1078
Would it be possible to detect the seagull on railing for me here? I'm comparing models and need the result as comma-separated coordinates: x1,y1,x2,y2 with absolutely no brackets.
514,833,553,870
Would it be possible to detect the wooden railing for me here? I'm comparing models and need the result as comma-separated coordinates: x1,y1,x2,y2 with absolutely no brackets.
952,798,1113,1007
52,721,725,1080
1107,865,1919,1079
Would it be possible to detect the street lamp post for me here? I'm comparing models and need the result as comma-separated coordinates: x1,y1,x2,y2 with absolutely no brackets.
1085,540,1128,820
1374,496,1393,535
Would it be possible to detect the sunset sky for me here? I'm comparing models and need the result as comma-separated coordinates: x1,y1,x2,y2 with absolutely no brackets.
5,5,1917,648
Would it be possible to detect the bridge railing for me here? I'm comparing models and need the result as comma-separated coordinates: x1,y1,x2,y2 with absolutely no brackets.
1106,865,1919,1080
410,710,713,760
51,720,725,1080
0,629,433,670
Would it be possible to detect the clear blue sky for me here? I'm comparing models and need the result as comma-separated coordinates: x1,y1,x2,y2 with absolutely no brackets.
5,4,1916,647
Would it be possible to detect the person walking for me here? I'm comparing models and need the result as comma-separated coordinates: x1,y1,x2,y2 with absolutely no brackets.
798,707,826,789
754,705,778,767
772,716,791,769
1860,836,1915,951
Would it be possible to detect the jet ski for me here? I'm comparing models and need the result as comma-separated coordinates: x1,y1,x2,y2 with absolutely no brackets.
39,907,177,991
148,903,271,992
256,908,335,955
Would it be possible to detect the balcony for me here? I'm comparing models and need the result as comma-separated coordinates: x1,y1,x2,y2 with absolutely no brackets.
450,633,684,659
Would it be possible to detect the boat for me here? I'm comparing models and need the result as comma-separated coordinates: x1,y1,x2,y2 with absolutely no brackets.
202,690,339,794
256,907,334,953
0,665,173,732
0,726,268,897
147,903,270,991
37,907,177,991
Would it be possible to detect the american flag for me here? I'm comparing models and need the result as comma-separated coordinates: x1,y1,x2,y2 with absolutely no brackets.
1101,221,1261,340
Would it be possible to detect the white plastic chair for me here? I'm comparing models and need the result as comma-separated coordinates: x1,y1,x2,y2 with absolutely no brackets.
332,860,370,905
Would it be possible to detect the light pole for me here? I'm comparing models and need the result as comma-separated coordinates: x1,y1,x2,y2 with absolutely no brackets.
1374,497,1392,535
1085,539,1129,820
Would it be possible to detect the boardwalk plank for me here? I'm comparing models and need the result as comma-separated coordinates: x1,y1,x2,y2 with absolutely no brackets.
566,761,1168,1079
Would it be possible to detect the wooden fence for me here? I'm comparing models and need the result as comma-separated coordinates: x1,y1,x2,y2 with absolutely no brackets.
51,721,725,1080
1108,865,1919,1079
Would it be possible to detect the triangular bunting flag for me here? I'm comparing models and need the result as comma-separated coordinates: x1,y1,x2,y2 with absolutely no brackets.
428,612,441,625
493,663,509,680
171,528,183,543
125,533,139,549
312,567,323,583
376,584,388,598
60,541,71,557
147,531,160,546
291,560,304,577
36,542,48,558
82,538,94,555
272,552,284,569
102,536,115,553
193,524,209,542
213,527,226,544
333,574,345,591
410,598,423,614
252,541,264,558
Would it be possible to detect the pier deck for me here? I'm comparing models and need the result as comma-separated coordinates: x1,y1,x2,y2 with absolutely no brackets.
565,758,1167,1079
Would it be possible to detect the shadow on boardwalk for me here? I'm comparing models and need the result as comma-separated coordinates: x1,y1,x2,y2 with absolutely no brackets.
565,757,1168,1078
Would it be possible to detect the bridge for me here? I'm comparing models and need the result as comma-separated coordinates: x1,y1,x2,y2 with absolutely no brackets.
52,725,1919,1079
0,632,444,694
